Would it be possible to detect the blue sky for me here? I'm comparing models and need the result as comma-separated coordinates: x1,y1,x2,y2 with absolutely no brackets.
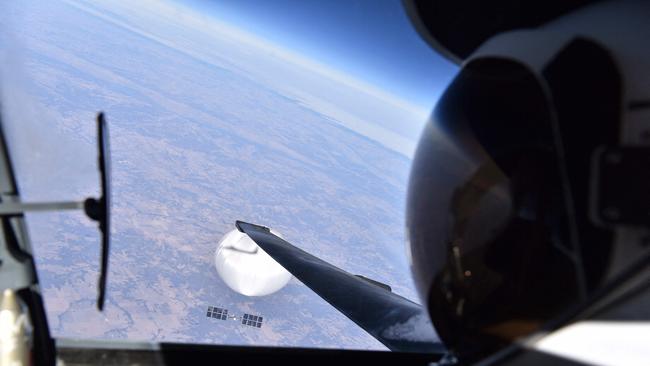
179,0,458,110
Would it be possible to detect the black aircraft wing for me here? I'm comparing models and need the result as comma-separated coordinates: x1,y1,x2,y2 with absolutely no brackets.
235,221,445,354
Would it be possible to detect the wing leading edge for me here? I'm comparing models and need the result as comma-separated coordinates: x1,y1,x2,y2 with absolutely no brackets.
235,221,444,353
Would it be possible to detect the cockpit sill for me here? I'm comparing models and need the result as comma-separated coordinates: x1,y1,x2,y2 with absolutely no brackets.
54,338,444,365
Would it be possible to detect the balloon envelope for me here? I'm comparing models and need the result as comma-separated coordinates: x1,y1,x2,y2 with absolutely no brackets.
214,229,292,296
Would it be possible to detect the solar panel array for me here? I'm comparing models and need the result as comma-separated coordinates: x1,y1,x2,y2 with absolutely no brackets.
206,306,228,320
205,306,264,328
242,313,263,328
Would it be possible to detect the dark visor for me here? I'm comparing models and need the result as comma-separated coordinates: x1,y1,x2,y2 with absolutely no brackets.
407,58,584,361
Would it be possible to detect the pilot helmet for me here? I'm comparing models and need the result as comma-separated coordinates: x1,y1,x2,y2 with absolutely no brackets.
404,0,650,362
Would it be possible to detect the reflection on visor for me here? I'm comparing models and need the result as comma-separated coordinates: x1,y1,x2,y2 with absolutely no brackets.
407,58,583,362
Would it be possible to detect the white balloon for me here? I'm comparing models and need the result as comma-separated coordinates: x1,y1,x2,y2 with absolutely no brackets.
214,228,292,296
